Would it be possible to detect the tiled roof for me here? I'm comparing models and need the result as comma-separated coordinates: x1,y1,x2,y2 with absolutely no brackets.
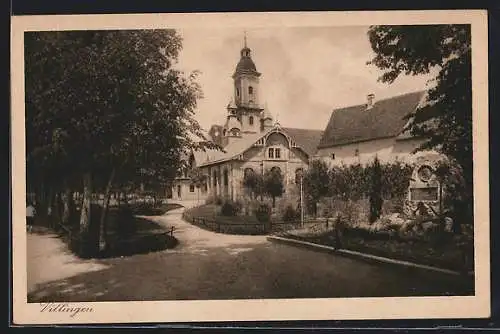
281,127,324,156
197,132,263,167
196,126,323,167
235,56,258,75
317,91,426,149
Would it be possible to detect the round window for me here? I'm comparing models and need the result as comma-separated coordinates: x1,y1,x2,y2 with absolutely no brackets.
417,165,433,182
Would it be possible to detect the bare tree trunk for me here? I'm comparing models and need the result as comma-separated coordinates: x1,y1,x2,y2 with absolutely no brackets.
52,192,61,230
36,181,48,224
61,180,73,227
46,187,54,228
99,168,115,253
79,172,96,257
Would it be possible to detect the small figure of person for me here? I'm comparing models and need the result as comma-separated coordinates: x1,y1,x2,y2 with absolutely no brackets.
334,214,345,250
26,201,36,232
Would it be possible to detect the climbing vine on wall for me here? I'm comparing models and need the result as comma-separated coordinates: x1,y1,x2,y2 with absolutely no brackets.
327,160,413,202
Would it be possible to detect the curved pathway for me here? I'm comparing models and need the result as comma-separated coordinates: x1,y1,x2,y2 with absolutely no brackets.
27,206,472,302
149,207,268,256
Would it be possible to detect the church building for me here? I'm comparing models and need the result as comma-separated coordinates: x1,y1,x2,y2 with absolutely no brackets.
171,37,324,201
170,36,437,205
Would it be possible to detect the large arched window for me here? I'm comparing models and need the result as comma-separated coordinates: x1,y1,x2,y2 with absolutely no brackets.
229,128,240,137
248,86,253,95
249,116,254,125
270,166,282,175
295,168,304,185
223,169,229,186
244,168,254,178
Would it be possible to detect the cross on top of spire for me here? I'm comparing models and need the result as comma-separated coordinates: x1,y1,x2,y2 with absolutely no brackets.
244,30,247,48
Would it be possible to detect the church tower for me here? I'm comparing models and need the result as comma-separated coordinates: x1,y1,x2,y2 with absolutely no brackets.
233,34,260,107
230,33,264,134
221,33,271,146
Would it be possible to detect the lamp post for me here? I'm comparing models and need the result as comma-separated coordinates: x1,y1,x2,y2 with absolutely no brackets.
300,170,304,228
260,161,264,202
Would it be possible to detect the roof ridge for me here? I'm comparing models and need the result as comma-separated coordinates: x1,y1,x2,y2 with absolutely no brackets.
318,90,426,149
332,90,426,112
282,126,324,132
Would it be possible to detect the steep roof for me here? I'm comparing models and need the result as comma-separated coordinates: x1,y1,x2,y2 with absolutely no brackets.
282,127,324,156
317,91,426,149
197,132,263,167
196,126,323,167
233,46,260,77
235,55,258,75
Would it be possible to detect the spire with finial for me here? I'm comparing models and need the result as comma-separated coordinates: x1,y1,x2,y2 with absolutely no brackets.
240,31,251,58
233,30,260,77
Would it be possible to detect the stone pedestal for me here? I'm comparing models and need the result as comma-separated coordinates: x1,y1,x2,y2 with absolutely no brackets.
404,153,445,219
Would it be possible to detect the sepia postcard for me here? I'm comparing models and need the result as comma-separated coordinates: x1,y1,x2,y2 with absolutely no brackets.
11,10,490,325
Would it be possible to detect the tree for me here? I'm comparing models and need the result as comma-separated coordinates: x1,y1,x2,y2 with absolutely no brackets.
25,30,215,256
329,163,368,201
368,156,383,223
433,158,468,232
303,160,330,216
242,168,262,199
367,25,473,225
380,161,414,200
189,167,207,204
263,168,284,208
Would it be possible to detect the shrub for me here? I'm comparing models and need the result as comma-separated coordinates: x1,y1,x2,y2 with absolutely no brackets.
214,196,224,206
369,156,383,223
220,200,241,216
130,202,156,215
303,160,330,215
282,204,300,222
205,195,214,205
255,203,271,223
333,199,367,227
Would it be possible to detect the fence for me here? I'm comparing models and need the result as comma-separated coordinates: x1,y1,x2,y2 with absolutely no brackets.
182,211,328,235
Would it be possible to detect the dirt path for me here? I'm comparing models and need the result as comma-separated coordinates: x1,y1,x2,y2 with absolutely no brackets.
27,207,472,302
148,207,268,256
26,229,109,294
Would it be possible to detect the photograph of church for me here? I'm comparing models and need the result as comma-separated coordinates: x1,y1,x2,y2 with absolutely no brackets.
19,18,480,312
171,37,324,201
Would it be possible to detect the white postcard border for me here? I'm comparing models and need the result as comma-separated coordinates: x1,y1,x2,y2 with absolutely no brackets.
11,10,490,324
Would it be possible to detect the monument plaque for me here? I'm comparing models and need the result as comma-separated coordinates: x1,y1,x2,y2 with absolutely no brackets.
410,187,439,202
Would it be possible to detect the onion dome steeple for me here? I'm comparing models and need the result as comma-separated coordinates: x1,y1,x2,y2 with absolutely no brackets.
233,32,260,78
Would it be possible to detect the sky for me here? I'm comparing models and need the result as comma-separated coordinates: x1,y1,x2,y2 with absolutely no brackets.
174,26,436,131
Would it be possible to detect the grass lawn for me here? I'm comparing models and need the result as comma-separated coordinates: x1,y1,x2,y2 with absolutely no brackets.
185,204,260,225
283,229,473,273
102,207,178,257
55,204,179,258
128,202,184,216
183,204,269,235
184,204,322,235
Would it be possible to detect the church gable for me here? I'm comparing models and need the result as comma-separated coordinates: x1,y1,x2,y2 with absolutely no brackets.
198,125,320,167
243,131,293,162
195,37,323,169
